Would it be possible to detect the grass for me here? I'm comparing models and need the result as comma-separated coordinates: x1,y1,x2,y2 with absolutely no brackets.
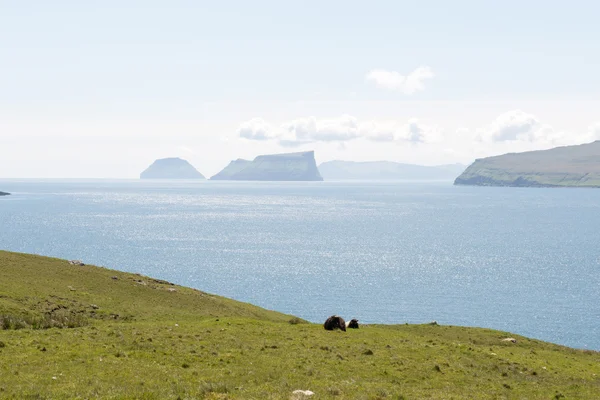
455,142,600,187
1,250,599,399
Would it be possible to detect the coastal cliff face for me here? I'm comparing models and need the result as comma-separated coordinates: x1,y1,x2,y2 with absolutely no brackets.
455,141,600,188
210,151,323,181
140,158,205,179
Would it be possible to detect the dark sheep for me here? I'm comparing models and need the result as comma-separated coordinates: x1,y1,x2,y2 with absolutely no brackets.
346,319,359,329
323,315,346,331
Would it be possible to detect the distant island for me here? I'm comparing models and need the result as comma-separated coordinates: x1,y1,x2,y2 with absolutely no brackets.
140,158,205,180
210,159,252,180
210,151,323,181
318,160,466,181
0,191,10,196
455,141,600,188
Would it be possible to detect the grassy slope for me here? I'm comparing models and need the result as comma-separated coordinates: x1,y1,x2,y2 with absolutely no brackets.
1,251,599,399
455,141,600,187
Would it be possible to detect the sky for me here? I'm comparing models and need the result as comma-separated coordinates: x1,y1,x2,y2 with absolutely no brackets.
1,1,599,178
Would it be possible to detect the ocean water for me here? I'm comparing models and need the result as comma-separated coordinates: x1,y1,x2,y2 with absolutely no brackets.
0,179,599,350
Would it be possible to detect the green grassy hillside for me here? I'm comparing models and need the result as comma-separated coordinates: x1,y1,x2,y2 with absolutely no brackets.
455,141,600,187
1,251,599,399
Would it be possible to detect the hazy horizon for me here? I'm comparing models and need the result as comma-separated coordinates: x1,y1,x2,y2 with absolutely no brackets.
2,1,599,178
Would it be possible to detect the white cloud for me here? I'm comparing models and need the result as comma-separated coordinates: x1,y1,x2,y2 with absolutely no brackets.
282,115,360,143
584,123,600,142
235,111,597,159
477,110,571,145
472,110,600,151
366,66,434,94
237,118,275,141
483,110,541,142
237,115,437,146
529,124,562,143
404,119,427,143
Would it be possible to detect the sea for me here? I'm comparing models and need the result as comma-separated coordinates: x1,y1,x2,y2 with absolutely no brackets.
1,179,598,350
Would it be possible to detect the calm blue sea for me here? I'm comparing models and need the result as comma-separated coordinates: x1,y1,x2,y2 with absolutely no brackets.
1,180,599,350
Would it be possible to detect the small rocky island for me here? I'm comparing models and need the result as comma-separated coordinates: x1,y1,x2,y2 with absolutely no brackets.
455,141,600,187
210,151,323,181
0,191,10,196
140,158,205,180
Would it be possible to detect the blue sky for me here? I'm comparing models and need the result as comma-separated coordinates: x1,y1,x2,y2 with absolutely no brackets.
1,1,599,177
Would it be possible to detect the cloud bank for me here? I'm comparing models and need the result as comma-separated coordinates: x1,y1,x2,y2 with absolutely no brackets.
235,112,599,155
476,110,597,147
236,115,436,147
484,110,542,142
237,118,275,141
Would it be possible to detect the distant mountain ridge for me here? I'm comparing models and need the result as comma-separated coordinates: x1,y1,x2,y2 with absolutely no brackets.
211,151,323,181
455,141,600,187
140,158,205,180
318,160,466,180
0,191,10,196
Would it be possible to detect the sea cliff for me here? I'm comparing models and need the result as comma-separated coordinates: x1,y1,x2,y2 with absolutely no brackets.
210,151,323,181
455,141,600,187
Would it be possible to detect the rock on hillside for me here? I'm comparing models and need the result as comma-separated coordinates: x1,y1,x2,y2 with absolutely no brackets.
210,151,323,181
455,141,600,187
140,158,205,179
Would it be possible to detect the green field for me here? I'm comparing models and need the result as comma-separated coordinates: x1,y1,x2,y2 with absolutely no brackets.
1,251,599,399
